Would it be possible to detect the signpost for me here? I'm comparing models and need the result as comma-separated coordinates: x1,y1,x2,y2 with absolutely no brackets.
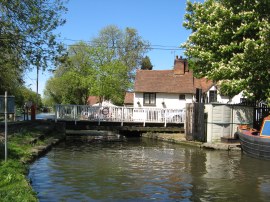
0,94,15,114
0,92,15,161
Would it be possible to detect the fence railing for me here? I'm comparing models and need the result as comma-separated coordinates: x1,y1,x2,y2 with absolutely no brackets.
55,104,185,127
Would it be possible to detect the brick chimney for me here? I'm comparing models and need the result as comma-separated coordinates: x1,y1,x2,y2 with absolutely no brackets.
174,56,188,75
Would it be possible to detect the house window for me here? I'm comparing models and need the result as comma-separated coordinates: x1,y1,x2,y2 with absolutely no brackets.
143,93,156,106
240,98,247,104
179,94,185,100
209,90,217,103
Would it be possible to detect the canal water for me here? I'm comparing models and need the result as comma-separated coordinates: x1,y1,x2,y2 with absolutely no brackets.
28,138,270,202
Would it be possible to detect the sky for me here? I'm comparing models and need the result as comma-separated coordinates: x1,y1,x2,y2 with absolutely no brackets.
24,0,197,97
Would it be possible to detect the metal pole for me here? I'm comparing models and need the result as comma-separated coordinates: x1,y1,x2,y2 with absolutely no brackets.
164,109,167,127
121,107,124,126
36,64,39,114
55,105,58,123
4,91,7,161
74,105,77,125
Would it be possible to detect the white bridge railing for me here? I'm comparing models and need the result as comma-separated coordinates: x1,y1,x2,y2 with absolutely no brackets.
55,104,185,127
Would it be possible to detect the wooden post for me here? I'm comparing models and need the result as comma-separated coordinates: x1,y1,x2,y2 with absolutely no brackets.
186,103,205,141
194,103,205,141
185,103,193,140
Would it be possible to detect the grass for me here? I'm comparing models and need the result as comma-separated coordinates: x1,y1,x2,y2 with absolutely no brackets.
1,129,43,160
0,129,49,202
0,160,37,202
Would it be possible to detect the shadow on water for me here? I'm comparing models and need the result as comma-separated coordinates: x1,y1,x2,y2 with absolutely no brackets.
28,138,270,202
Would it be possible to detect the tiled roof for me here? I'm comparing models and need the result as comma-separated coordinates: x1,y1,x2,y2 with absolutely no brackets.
197,77,214,93
134,69,213,94
124,92,134,104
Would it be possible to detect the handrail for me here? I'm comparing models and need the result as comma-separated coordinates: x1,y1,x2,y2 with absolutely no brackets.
55,104,185,127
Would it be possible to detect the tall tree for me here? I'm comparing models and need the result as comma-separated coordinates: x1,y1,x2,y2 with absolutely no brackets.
45,42,130,105
46,26,149,105
182,0,270,101
90,59,129,105
45,70,91,105
15,86,42,108
0,62,23,95
92,25,150,82
141,56,153,70
0,0,67,95
45,42,93,105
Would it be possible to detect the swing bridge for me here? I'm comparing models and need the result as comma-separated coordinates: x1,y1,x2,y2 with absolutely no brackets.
55,104,185,128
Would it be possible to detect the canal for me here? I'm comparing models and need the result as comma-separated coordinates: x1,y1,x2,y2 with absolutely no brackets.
28,138,270,202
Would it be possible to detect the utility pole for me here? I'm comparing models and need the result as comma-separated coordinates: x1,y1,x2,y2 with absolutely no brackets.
36,52,41,117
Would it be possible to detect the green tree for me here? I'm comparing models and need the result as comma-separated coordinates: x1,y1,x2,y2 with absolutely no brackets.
0,0,67,95
182,0,270,101
90,59,130,105
0,63,23,96
46,71,90,105
141,56,153,70
92,25,150,82
46,42,130,105
45,42,93,105
46,26,148,105
15,86,42,108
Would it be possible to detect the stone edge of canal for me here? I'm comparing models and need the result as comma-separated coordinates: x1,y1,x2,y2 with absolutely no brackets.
142,132,241,151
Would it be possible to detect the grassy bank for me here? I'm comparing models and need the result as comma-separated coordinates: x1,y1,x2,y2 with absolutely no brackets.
0,160,37,202
0,121,65,202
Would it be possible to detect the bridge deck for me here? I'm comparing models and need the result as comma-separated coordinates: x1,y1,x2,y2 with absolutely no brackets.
55,105,185,127
63,120,184,136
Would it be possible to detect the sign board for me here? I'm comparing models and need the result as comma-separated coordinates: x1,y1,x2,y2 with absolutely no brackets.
101,107,109,115
260,120,270,137
0,95,15,114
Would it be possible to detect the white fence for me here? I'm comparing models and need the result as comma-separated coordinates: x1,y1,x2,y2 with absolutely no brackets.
55,104,185,127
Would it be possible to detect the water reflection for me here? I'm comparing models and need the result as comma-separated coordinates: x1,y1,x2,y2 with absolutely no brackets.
28,138,270,202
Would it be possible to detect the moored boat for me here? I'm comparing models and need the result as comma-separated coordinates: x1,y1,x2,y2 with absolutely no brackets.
238,116,270,160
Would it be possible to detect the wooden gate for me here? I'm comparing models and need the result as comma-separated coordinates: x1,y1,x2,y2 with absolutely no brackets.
185,103,205,141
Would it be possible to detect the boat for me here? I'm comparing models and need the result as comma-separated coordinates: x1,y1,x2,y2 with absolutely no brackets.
237,116,270,160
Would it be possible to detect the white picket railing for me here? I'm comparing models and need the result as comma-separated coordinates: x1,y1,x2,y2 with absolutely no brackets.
55,104,185,127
